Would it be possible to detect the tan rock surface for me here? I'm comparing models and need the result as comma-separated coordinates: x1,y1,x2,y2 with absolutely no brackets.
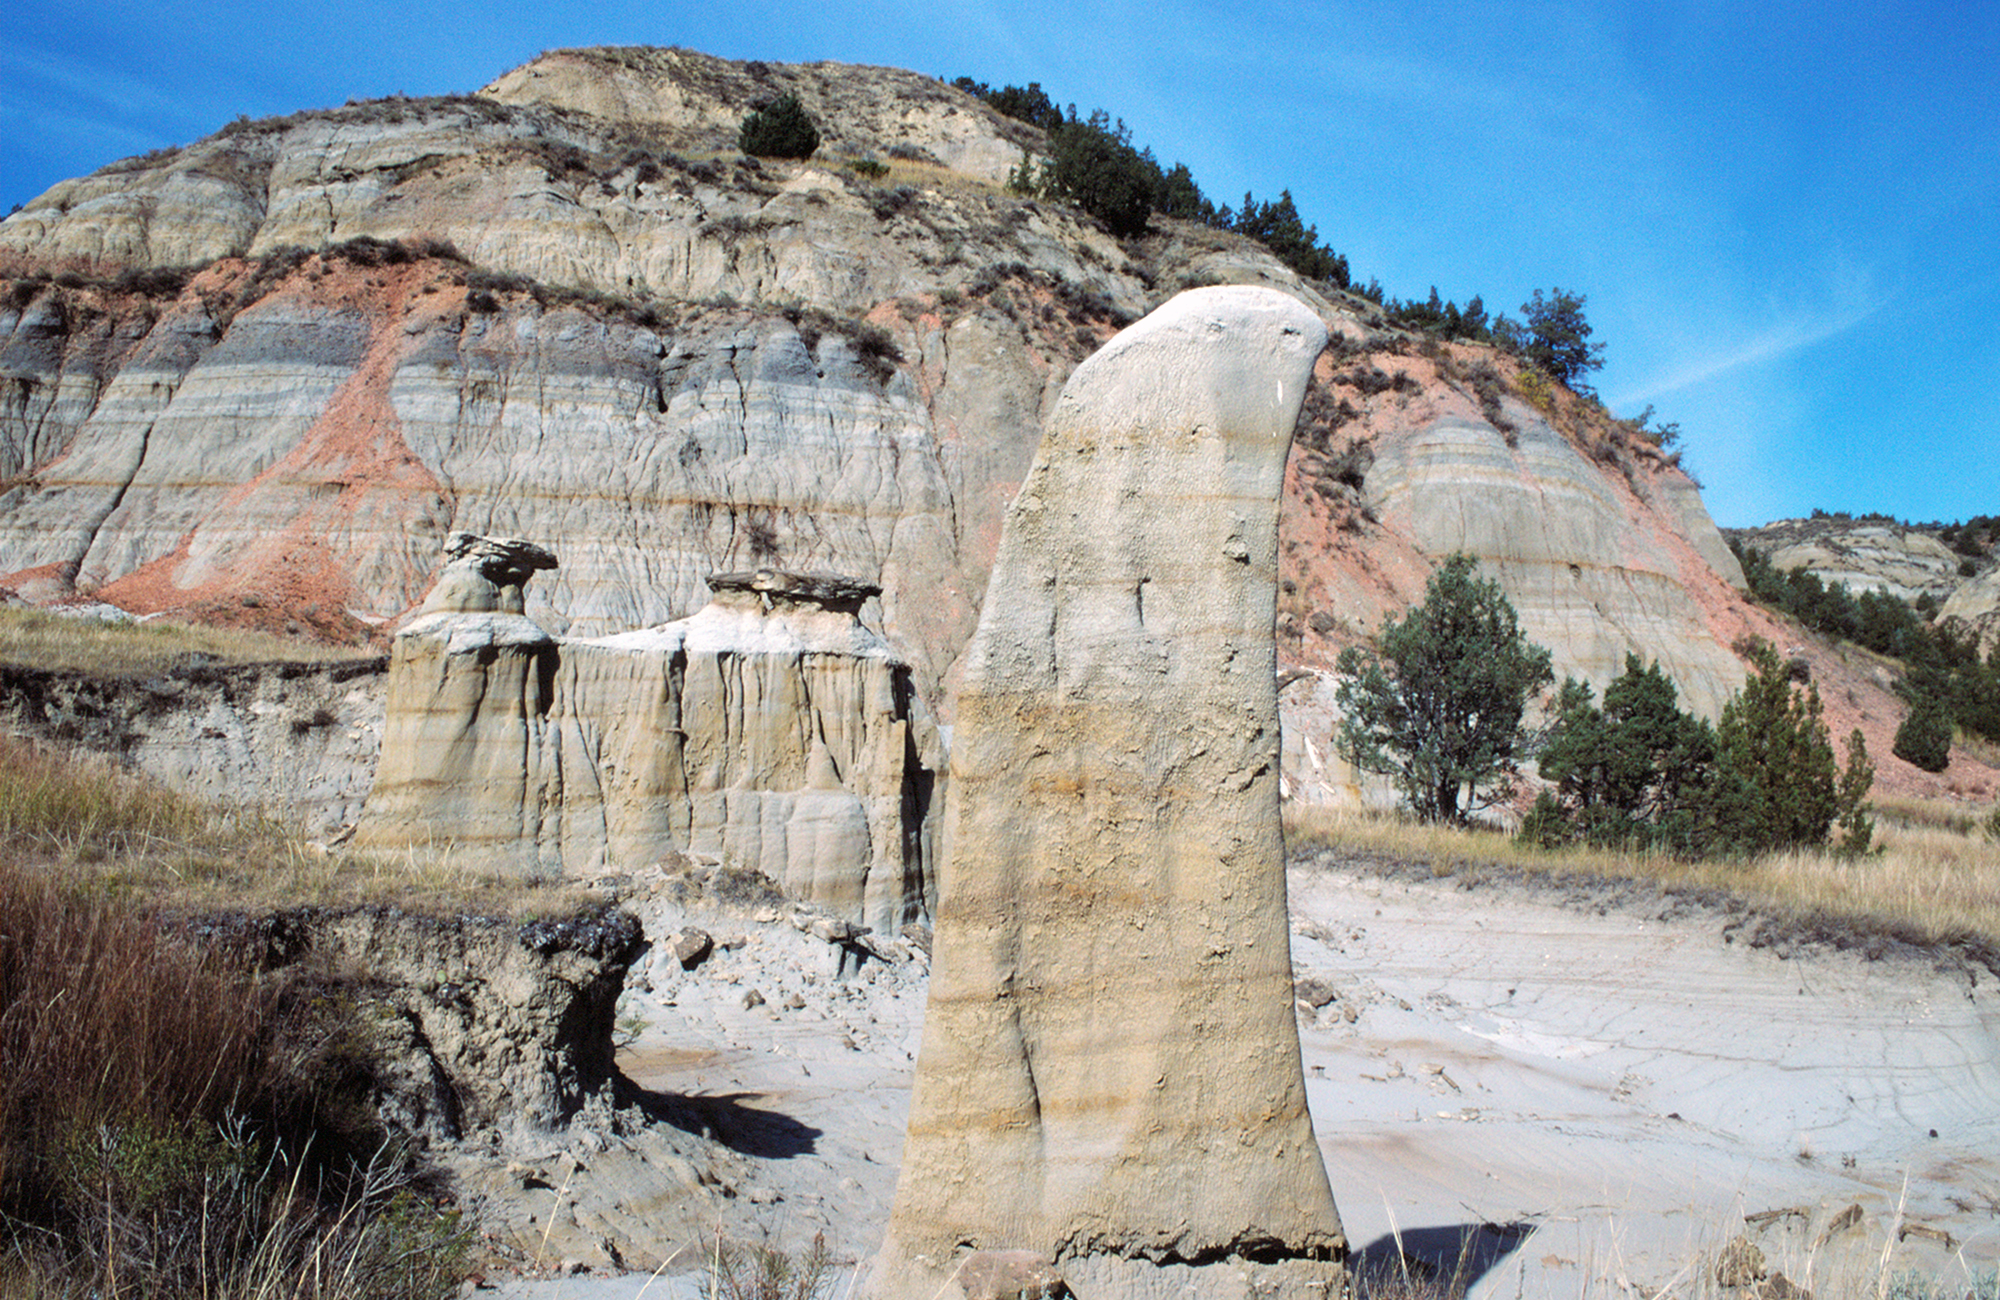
873,287,1347,1300
481,47,1039,186
360,546,940,927
550,570,941,932
355,601,559,865
1939,566,2000,655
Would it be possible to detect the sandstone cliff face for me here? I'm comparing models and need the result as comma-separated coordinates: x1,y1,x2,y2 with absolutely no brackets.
1277,343,1749,720
0,46,1787,771
359,558,940,933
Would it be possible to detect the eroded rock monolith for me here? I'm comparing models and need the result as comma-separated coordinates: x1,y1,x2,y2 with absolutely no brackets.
356,533,562,862
872,286,1348,1300
553,568,941,931
360,542,941,929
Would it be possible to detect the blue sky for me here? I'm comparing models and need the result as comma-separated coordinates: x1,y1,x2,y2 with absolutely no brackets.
4,0,1995,528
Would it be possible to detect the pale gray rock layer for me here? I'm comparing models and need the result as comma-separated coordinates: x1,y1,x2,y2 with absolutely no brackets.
872,287,1348,1300
1366,412,1747,719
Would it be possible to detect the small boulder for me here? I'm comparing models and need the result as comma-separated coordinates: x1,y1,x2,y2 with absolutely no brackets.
1294,976,1340,1009
668,928,715,970
953,1250,1069,1300
1715,1236,1767,1289
810,917,863,944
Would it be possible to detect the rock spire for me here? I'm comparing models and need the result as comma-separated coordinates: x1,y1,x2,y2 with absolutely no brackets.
872,286,1349,1300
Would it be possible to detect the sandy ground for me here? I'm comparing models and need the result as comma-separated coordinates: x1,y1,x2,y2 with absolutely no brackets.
486,853,2000,1299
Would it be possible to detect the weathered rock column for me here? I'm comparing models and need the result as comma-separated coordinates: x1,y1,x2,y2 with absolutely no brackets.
872,287,1347,1300
356,533,562,873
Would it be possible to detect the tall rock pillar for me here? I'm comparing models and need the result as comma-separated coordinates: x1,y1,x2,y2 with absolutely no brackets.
872,287,1347,1300
356,532,561,873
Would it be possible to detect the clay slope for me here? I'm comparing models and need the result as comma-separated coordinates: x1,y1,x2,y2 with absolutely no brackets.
2,45,1971,802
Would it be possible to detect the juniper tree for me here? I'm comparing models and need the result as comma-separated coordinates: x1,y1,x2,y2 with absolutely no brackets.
739,93,820,159
1336,553,1553,824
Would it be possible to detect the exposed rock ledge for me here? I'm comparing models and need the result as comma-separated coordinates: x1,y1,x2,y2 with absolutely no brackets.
0,655,388,831
198,902,646,1145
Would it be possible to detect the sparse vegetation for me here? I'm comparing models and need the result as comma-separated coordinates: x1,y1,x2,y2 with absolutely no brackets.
1291,800,2000,953
699,1230,840,1300
1007,109,1156,238
1512,287,1605,390
0,835,472,1298
1731,539,2000,750
0,607,376,678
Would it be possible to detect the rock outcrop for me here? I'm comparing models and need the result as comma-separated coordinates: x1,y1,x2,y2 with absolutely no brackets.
199,902,645,1144
5,44,1947,808
1722,516,2000,658
1364,410,1746,719
359,541,940,932
481,47,1039,186
357,533,562,862
554,569,940,932
1726,518,1964,604
873,288,1348,1300
1939,567,2000,655
0,654,387,832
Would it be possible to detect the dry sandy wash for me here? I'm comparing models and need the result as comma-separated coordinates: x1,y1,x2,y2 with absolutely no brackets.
491,853,2000,1300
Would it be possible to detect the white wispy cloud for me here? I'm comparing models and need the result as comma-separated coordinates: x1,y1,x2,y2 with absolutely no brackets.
1612,300,1879,407
0,46,197,134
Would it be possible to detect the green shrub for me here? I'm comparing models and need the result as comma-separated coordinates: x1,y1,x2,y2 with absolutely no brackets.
1518,288,1605,389
1337,554,1553,824
1709,640,1874,856
1522,643,1875,858
1233,190,1348,285
1040,112,1155,237
1527,657,1719,856
738,93,820,159
1893,694,1954,771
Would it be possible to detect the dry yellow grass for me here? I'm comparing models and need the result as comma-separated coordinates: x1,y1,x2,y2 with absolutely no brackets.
1285,802,2000,951
0,735,584,917
0,606,376,678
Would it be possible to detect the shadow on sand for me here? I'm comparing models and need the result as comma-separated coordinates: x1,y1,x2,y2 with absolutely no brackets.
1351,1220,1537,1297
618,1079,823,1159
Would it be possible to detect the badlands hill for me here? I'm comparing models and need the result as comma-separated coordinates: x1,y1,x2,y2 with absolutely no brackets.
1726,513,2000,655
0,46,1986,803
